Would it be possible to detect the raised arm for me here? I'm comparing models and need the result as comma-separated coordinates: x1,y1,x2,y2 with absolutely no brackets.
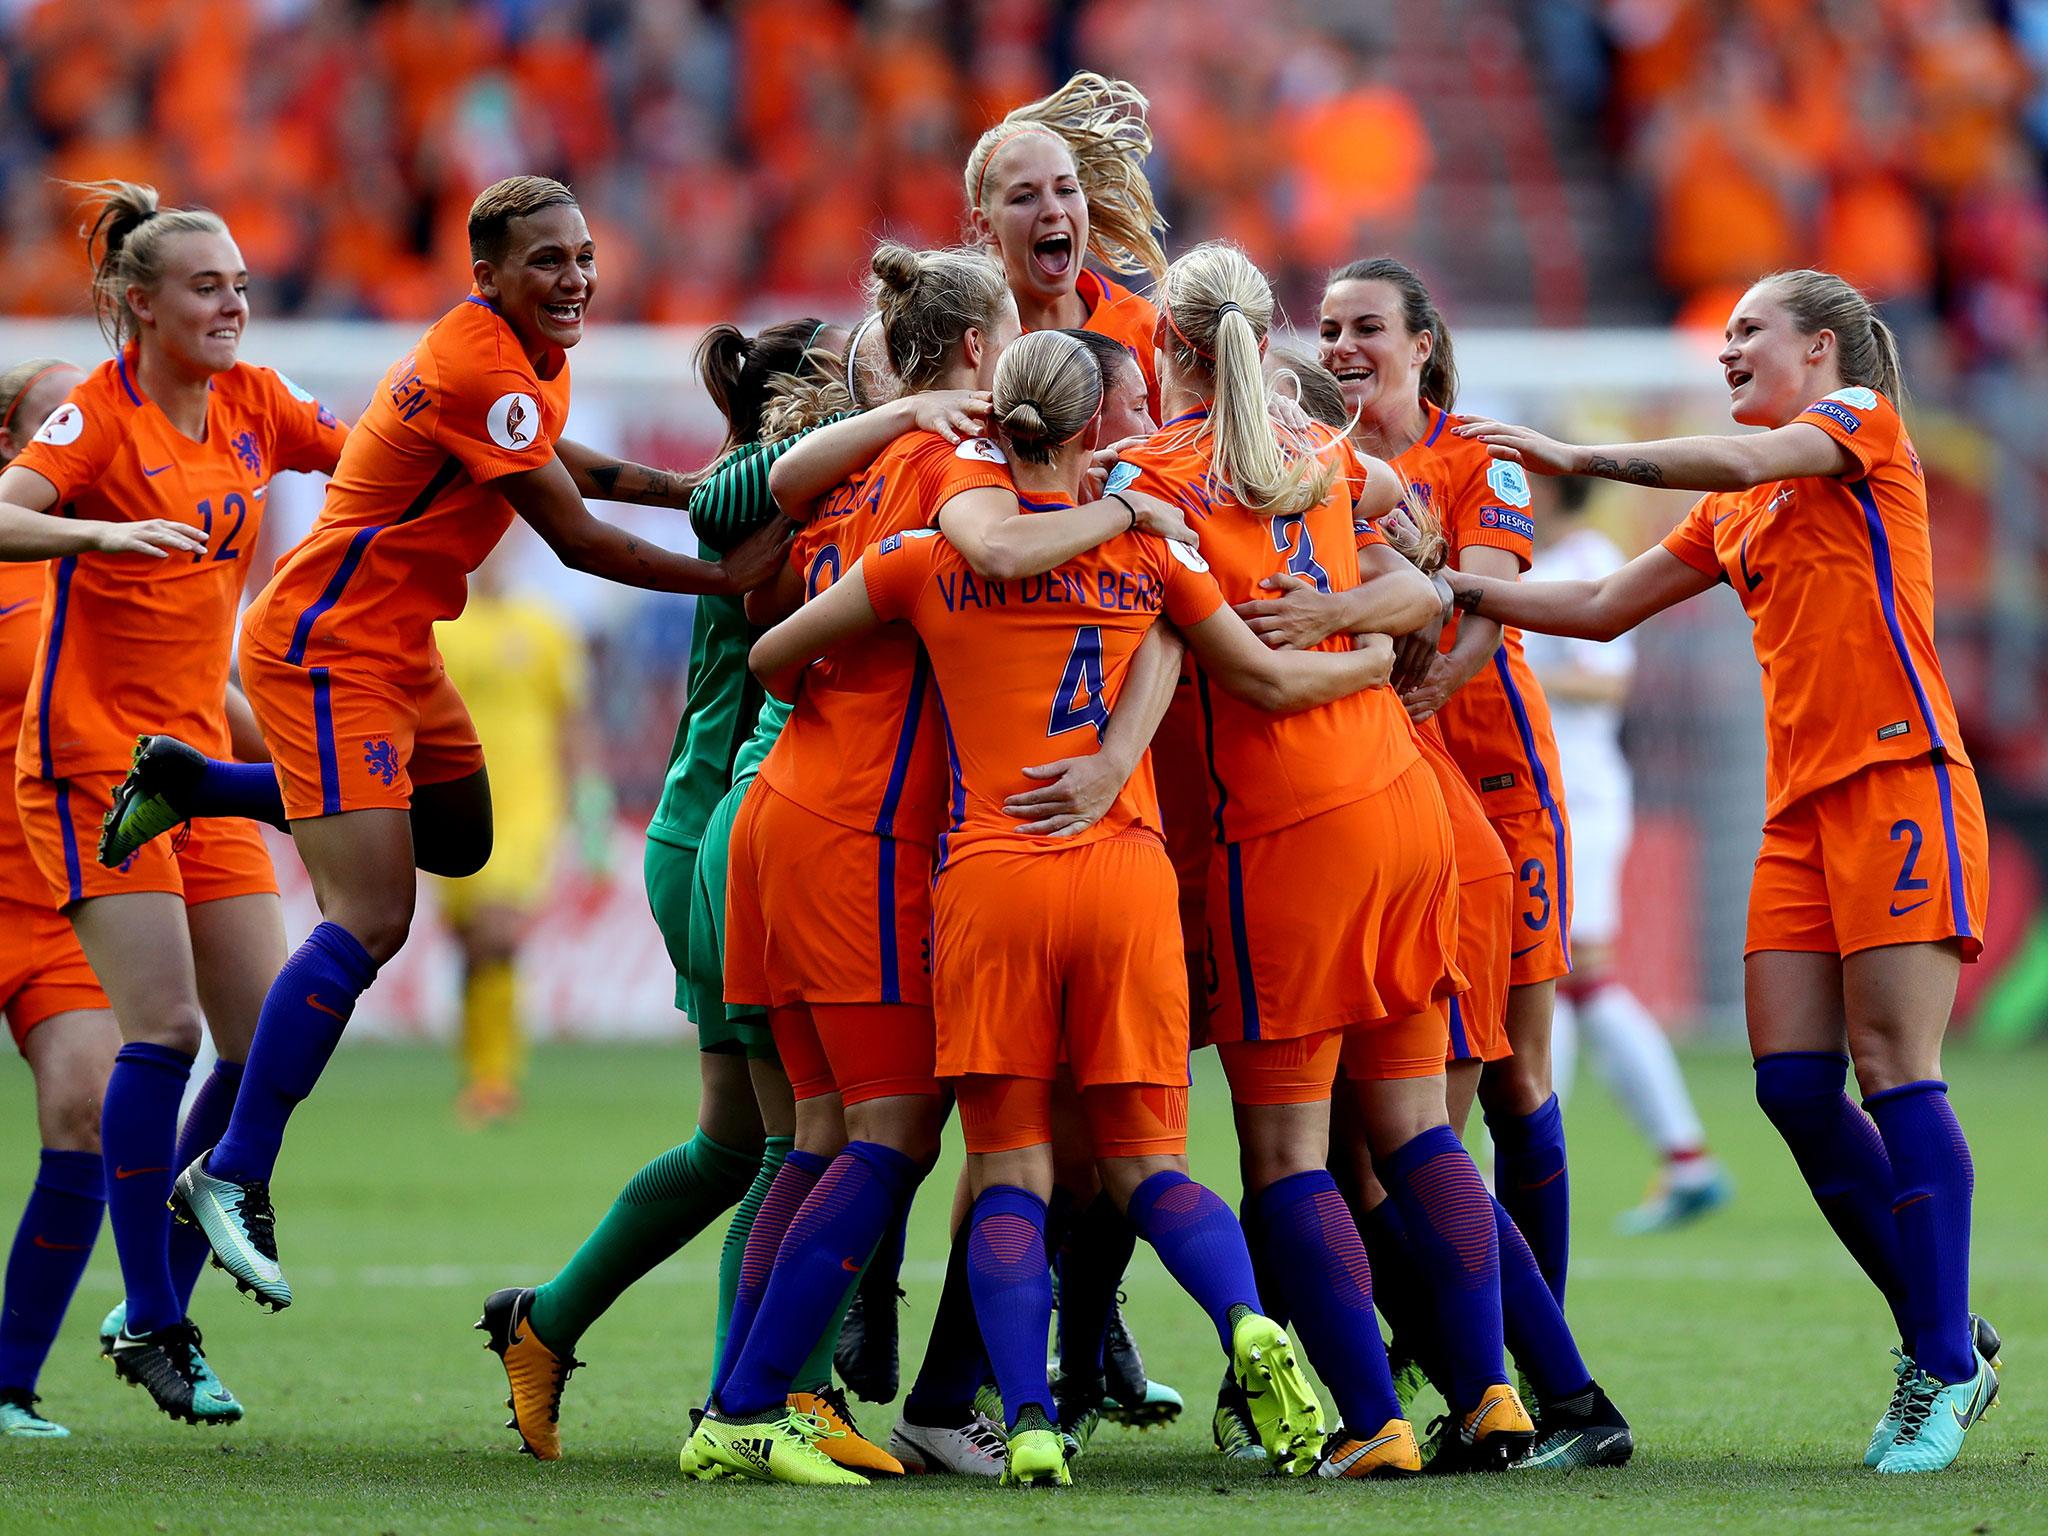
1453,419,1856,491
553,438,698,509
0,467,206,561
936,485,1195,582
1181,603,1394,714
767,393,992,519
747,557,885,702
1445,545,1719,642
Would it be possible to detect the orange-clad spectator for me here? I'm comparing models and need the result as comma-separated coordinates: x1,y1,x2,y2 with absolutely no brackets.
1817,168,1936,305
511,10,616,176
1278,42,1432,267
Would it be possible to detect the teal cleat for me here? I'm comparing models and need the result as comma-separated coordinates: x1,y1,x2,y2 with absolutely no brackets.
0,1389,69,1438
98,1300,126,1358
1867,1315,2002,1467
109,1321,242,1425
1876,1356,1998,1474
171,1157,290,1311
98,735,207,868
1102,1377,1183,1429
1615,1167,1733,1235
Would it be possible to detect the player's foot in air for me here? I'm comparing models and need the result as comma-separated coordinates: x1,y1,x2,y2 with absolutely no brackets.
835,1275,904,1403
1228,1311,1325,1474
1313,1418,1422,1478
1865,1315,2000,1468
998,1408,1071,1488
1100,1300,1183,1428
1513,1383,1633,1470
108,1320,243,1425
887,1410,1007,1475
97,734,207,868
1875,1351,1999,1474
171,1156,290,1310
0,1389,69,1439
790,1386,903,1476
1614,1164,1734,1235
1423,1382,1535,1473
476,1287,581,1460
683,1404,870,1485
1211,1374,1267,1462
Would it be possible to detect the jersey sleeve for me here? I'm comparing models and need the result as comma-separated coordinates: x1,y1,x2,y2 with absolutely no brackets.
256,367,349,475
11,386,120,503
923,437,1017,523
861,528,941,622
1451,447,1538,570
1661,495,1724,577
1795,388,1901,479
690,413,853,552
424,341,559,485
1159,541,1225,628
1352,516,1389,550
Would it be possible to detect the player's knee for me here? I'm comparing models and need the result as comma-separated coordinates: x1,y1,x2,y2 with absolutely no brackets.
1752,1050,1846,1125
335,901,414,966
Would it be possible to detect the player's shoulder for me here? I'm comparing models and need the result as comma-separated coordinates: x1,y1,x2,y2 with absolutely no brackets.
420,297,537,386
1800,385,1895,436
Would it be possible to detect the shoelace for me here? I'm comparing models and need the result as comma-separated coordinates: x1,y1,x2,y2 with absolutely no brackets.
786,1408,844,1445
542,1351,585,1424
815,1384,863,1437
234,1182,280,1260
1881,1351,1915,1425
964,1414,1008,1456
1890,1372,1939,1445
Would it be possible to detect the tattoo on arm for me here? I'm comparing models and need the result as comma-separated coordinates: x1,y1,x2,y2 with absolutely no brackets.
1586,455,1666,488
587,460,692,507
588,464,621,497
1452,584,1485,615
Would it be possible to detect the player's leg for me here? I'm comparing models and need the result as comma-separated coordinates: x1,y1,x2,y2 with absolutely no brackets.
1478,979,1568,1303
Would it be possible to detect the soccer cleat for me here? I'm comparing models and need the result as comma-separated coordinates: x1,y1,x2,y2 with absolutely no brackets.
685,1405,870,1485
0,1389,68,1438
1387,1342,1433,1417
1424,1382,1535,1473
835,1277,905,1404
1615,1166,1734,1235
476,1287,581,1461
1102,1376,1182,1429
1229,1312,1325,1474
790,1386,902,1476
98,1300,127,1358
1513,1383,1633,1470
887,1411,1007,1476
98,734,207,868
1211,1375,1267,1462
1100,1297,1182,1428
999,1419,1072,1488
1314,1418,1422,1479
1875,1356,1998,1474
108,1321,242,1425
1865,1350,1918,1467
171,1157,290,1310
972,1380,1004,1426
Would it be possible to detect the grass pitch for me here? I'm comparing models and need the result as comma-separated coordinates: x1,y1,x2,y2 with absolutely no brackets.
0,1041,2041,1534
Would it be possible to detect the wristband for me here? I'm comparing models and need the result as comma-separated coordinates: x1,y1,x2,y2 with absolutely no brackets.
1108,490,1137,533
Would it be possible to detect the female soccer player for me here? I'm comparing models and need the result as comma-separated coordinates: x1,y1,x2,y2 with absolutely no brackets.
1447,269,1997,1474
745,326,1395,1485
1317,258,1576,1305
0,183,346,1426
111,176,788,1312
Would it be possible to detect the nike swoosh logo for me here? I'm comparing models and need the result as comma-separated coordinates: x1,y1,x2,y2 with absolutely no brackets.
1712,510,1735,525
1889,897,1932,918
142,465,171,477
113,1166,169,1181
32,1234,89,1251
1521,1431,1583,1467
1953,1375,1985,1427
305,993,346,1020
0,601,29,617
1511,943,1542,958
840,1256,862,1273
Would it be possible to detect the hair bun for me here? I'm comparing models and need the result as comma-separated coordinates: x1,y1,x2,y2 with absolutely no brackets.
870,242,922,295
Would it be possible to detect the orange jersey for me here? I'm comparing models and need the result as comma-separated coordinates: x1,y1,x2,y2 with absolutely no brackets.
861,495,1224,869
0,563,46,906
242,297,569,683
1073,269,1161,416
13,352,346,779
1122,409,1417,842
755,429,1013,842
1661,387,1971,817
1392,405,1567,822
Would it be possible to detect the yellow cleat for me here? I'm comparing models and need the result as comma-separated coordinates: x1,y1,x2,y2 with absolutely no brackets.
476,1287,579,1461
1454,1382,1535,1471
791,1387,904,1477
1229,1312,1326,1475
999,1426,1071,1488
689,1406,871,1486
1314,1418,1422,1479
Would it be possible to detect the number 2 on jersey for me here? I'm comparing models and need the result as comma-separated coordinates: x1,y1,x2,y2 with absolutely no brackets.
1049,625,1109,741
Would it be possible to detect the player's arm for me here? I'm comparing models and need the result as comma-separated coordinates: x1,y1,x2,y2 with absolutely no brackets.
1234,545,1442,651
500,456,790,595
1002,620,1185,838
1181,604,1394,714
0,467,206,560
1444,545,1719,642
767,393,992,519
936,485,1196,582
556,438,700,510
747,558,884,702
1452,419,1856,490
1399,544,1517,723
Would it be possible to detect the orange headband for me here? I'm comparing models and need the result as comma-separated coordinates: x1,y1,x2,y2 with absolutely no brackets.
973,124,1065,208
1164,300,1250,364
0,363,71,436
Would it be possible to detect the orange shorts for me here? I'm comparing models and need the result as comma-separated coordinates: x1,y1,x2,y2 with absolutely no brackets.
1339,998,1454,1082
1215,1029,1342,1106
957,1074,1189,1157
15,771,277,909
930,831,1188,1089
241,645,484,821
0,897,108,1050
1449,870,1514,1064
724,782,933,1010
1747,757,1989,961
1205,759,1463,1044
1490,801,1575,987
767,1001,938,1106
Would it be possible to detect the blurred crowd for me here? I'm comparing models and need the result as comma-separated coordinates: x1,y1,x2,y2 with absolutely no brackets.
2,0,2042,368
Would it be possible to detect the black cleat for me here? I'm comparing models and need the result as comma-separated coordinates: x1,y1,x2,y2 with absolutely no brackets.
1100,1297,1183,1427
109,1320,243,1425
1512,1383,1633,1470
835,1279,904,1403
98,734,209,867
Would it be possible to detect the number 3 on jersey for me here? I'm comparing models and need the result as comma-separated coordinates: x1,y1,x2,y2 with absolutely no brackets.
1049,625,1109,741
1269,512,1331,593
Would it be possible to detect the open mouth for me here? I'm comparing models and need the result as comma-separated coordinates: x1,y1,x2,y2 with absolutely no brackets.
1726,368,1753,391
208,328,240,343
1031,232,1073,281
543,300,584,326
1332,366,1374,387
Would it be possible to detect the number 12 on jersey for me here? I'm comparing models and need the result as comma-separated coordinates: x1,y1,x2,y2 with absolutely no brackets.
1049,625,1110,741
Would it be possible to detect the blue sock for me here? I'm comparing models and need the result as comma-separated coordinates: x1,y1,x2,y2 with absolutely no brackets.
1125,1170,1260,1351
903,1219,988,1425
1380,1125,1505,1412
1253,1170,1400,1431
1493,1195,1591,1401
1488,1094,1569,1303
1865,1081,1975,1384
1754,1052,1912,1344
713,1148,826,1405
966,1185,1055,1429
101,1042,193,1335
0,1150,104,1393
1240,1193,1290,1331
190,759,287,830
209,923,377,1184
169,1058,243,1310
719,1141,921,1417
1056,1192,1135,1380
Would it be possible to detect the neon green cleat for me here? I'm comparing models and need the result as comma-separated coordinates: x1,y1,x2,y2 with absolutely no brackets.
1229,1313,1324,1475
1875,1357,1998,1474
686,1406,870,1485
1000,1424,1071,1488
0,1389,68,1438
98,735,207,868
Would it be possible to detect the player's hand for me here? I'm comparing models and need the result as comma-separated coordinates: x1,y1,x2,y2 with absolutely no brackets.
1267,388,1312,433
1452,418,1576,476
1003,751,1129,837
1125,490,1198,548
89,518,208,558
1354,630,1396,686
1398,652,1457,721
719,516,795,592
1391,626,1442,693
1234,571,1341,651
911,390,994,444
1083,438,1146,499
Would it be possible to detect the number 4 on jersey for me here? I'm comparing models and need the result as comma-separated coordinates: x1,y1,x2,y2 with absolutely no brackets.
1049,625,1110,741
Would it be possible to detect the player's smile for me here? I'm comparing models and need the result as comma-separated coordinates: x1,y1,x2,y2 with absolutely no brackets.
486,202,598,362
1318,278,1422,423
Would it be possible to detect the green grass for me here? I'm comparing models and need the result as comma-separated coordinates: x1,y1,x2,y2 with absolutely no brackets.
1,1043,2041,1534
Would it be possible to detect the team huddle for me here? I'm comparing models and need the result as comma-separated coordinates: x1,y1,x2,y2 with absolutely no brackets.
0,71,2000,1486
